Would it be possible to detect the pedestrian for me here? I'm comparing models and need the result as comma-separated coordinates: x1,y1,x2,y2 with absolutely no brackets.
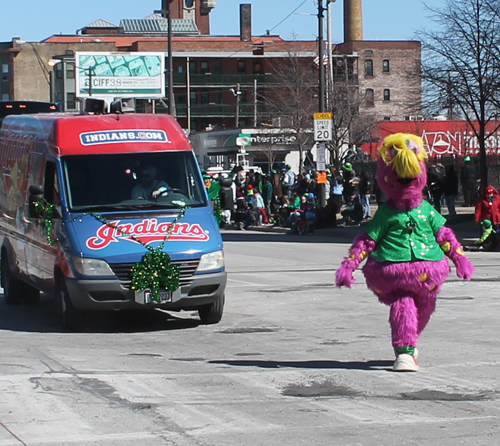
342,163,360,206
463,219,498,252
262,175,273,223
234,187,247,230
474,185,500,231
358,171,372,219
341,195,363,226
442,164,459,217
372,177,386,208
460,156,479,206
282,164,295,197
427,164,444,213
218,174,234,227
330,166,344,215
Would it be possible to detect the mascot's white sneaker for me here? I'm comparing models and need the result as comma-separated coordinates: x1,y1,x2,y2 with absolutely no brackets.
393,354,419,372
394,347,418,359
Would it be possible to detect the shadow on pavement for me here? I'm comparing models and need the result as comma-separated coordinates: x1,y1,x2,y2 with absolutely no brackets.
209,358,393,371
0,293,201,334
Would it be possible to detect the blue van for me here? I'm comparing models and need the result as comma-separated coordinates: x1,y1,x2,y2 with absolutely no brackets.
0,111,226,330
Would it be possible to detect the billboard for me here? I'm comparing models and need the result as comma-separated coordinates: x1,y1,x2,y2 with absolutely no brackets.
74,52,165,99
360,120,500,159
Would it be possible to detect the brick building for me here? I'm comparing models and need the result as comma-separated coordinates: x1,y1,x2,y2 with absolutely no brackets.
0,0,421,171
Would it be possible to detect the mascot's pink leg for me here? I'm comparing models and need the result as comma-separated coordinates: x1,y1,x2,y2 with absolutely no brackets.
416,296,437,337
389,296,418,348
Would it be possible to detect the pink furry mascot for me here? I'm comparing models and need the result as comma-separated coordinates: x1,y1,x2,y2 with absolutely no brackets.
336,133,474,372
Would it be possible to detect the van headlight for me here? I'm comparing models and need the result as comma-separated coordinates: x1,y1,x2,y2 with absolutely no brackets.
197,250,225,272
72,257,115,277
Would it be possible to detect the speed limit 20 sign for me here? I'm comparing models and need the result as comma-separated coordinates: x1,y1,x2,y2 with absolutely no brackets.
313,112,332,141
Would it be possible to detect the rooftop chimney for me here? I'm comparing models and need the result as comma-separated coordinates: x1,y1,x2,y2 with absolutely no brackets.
240,4,252,42
344,0,363,42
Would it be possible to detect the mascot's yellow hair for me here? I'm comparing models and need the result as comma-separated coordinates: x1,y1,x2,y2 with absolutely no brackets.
379,133,427,178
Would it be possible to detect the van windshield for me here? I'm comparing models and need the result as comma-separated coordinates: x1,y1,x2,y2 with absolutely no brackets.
62,152,207,211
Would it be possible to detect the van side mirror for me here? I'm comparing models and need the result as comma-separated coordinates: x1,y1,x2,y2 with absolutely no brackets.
28,184,44,218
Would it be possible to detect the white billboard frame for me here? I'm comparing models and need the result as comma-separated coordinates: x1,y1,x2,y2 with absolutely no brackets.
74,52,165,99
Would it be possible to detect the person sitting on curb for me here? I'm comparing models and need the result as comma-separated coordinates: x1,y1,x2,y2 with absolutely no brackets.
341,195,363,226
464,219,499,252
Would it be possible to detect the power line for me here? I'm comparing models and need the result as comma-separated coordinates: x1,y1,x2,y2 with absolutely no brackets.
267,0,309,33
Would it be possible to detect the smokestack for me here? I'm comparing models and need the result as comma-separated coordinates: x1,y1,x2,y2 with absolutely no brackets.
240,4,251,42
344,0,363,42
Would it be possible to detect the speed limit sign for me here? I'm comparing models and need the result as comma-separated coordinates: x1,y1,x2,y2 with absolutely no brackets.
313,112,332,141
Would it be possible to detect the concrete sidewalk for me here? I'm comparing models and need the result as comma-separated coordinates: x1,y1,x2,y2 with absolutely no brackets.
237,203,479,243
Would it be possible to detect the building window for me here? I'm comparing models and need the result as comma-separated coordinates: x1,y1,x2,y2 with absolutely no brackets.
365,88,374,106
239,90,248,103
67,93,76,110
177,93,186,104
253,62,262,74
237,60,246,74
383,116,391,121
365,59,373,77
383,59,390,73
201,92,210,104
214,92,222,104
383,89,391,101
201,61,209,74
364,49,373,56
67,64,75,79
55,63,63,79
189,61,197,74
1,94,9,100
212,61,222,74
2,64,8,81
190,92,197,104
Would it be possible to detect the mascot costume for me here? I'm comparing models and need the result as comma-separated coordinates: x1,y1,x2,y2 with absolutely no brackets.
336,133,474,372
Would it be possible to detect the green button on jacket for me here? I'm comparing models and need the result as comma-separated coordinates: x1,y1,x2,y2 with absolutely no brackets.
365,201,447,262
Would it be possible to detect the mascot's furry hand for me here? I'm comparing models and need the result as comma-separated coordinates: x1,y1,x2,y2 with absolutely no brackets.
336,233,377,288
436,226,474,280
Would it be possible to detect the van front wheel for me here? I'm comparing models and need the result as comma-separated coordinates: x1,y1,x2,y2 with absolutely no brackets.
1,256,24,305
55,277,84,331
198,294,224,325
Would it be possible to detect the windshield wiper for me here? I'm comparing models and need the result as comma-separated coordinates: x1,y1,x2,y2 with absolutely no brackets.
70,204,132,212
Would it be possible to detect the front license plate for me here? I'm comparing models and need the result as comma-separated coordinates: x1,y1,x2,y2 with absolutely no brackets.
135,288,180,304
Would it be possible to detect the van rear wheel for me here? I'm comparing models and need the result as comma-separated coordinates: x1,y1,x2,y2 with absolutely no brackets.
55,277,84,331
1,256,24,305
198,294,224,325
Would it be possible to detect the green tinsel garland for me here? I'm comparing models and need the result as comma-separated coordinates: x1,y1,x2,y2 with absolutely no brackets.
33,201,60,245
35,200,188,302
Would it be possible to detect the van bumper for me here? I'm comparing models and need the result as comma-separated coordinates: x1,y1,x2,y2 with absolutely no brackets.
65,271,227,311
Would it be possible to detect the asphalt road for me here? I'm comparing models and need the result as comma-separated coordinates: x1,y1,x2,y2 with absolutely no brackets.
0,229,499,445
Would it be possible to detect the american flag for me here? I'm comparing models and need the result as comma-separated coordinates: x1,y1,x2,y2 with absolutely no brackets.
314,51,329,66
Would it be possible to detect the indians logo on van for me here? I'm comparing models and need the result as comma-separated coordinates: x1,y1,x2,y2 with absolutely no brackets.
86,219,209,250
80,130,168,145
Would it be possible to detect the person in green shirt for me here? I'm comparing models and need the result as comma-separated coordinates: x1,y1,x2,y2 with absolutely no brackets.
464,219,498,251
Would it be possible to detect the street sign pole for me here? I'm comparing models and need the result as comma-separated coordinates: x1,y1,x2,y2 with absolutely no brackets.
314,112,333,208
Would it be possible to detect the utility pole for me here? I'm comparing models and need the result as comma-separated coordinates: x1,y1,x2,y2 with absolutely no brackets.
318,0,325,113
156,0,175,116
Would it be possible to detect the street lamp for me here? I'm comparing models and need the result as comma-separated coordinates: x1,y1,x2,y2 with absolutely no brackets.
230,84,241,128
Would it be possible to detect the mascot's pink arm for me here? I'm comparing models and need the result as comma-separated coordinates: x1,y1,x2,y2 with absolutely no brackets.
435,226,474,280
336,233,377,288
336,226,474,288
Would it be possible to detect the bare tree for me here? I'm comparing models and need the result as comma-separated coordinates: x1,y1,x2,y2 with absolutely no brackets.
326,53,378,164
262,50,317,175
417,0,500,188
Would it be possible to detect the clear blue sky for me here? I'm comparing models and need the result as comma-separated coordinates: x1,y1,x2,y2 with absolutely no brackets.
1,0,444,43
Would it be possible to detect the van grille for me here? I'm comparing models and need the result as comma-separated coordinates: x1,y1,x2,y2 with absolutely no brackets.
109,260,199,289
